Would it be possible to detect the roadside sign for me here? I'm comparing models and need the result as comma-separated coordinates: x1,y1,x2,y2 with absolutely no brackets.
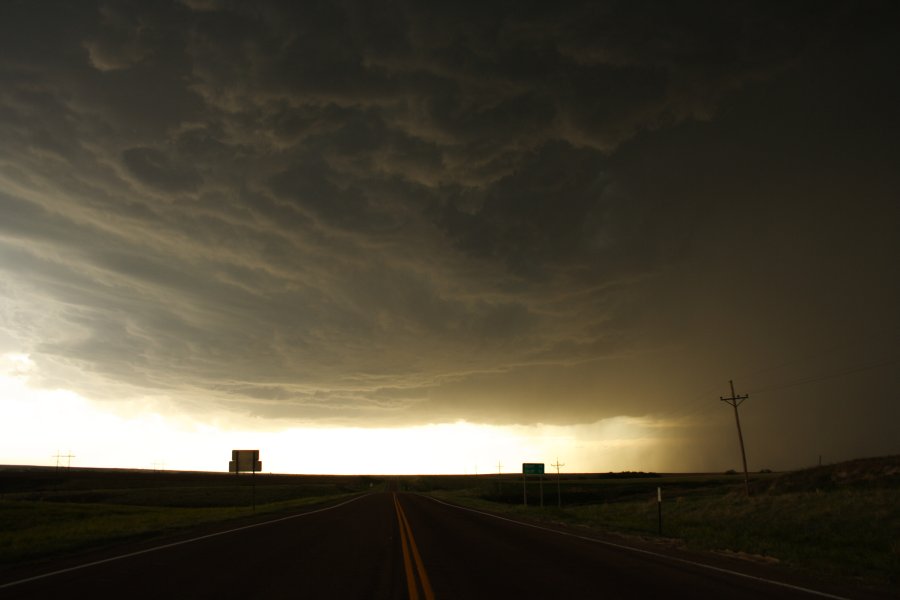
229,449,262,473
522,463,544,475
522,463,545,507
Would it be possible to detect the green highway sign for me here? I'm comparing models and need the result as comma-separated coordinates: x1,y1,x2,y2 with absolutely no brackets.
522,463,544,475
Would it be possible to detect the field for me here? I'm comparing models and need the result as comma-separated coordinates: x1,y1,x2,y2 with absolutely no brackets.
1,457,898,593
0,468,380,566
417,457,900,592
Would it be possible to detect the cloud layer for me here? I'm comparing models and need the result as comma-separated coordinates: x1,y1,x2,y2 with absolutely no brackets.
1,0,898,466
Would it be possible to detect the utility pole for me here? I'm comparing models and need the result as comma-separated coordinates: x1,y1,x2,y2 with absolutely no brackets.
54,451,75,471
497,460,503,496
720,379,751,496
551,458,565,508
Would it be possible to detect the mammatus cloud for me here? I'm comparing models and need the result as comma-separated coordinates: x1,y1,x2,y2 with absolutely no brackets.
0,0,898,471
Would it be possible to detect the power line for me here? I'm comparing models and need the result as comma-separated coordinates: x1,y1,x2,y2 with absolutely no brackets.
738,330,900,383
657,351,898,426
749,358,898,395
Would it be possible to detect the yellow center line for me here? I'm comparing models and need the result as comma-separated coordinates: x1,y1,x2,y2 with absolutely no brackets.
397,498,435,599
393,493,435,600
393,493,418,600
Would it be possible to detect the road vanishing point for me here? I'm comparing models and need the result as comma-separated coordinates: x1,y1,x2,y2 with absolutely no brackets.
0,491,882,599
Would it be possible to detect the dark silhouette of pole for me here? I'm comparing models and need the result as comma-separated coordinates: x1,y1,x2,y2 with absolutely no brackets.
523,471,527,506
720,379,751,496
551,458,564,508
657,487,662,535
52,451,75,471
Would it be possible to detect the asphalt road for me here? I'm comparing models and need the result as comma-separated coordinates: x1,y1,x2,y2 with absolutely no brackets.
0,492,881,599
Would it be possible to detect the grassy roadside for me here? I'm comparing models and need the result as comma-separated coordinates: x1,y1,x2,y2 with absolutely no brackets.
2,458,897,592
0,493,363,565
0,469,383,566
425,471,900,591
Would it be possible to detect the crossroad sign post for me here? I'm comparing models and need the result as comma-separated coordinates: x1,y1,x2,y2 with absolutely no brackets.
230,450,262,512
522,463,545,507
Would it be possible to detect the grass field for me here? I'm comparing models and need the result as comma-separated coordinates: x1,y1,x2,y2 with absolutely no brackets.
421,457,900,591
0,468,381,565
1,457,897,593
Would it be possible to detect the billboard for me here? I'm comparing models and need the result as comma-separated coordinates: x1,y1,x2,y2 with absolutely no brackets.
229,449,262,473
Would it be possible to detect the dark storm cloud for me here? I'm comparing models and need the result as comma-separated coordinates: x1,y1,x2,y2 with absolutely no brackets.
1,0,898,465
122,147,202,192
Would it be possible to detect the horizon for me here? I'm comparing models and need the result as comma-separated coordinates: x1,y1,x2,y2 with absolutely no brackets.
0,460,856,477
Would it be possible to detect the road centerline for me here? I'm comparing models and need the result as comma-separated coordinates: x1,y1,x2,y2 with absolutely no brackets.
393,493,435,600
393,493,418,600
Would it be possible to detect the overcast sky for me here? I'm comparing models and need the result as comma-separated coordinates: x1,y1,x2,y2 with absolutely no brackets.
1,1,898,473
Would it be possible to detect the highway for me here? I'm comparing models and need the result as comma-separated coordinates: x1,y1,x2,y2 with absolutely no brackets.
0,492,880,599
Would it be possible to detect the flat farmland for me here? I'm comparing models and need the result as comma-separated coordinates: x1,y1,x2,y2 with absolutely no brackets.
417,457,900,593
1,456,897,597
0,467,380,566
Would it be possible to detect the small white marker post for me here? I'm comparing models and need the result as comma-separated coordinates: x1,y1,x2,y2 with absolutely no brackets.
657,487,662,536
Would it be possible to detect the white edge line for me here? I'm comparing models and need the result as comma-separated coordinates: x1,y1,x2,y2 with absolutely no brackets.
0,494,369,590
426,496,851,600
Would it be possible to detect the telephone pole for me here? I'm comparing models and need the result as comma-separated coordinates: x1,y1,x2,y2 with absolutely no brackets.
497,460,503,496
551,458,565,508
53,451,75,471
720,379,751,496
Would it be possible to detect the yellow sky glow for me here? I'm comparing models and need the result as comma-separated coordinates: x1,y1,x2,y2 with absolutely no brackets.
0,353,671,474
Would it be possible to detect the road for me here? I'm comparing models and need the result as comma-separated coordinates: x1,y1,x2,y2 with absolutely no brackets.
0,492,880,599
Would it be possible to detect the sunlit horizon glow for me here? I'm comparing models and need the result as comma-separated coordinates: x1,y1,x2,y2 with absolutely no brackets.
1,352,698,475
